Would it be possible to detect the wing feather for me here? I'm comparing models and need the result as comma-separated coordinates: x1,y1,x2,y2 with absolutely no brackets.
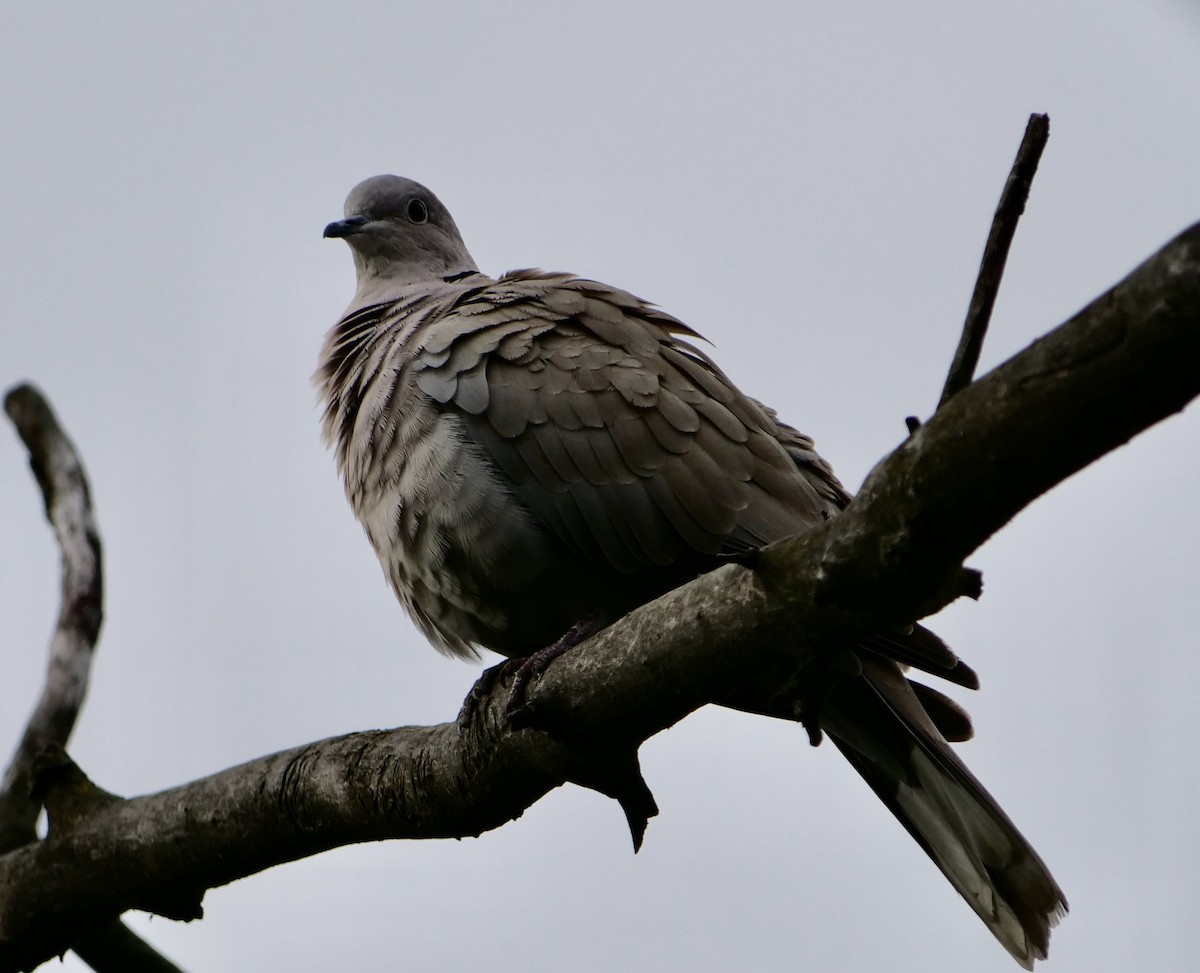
415,272,840,573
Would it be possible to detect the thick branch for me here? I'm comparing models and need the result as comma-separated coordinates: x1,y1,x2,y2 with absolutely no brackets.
825,219,1200,621
0,223,1197,971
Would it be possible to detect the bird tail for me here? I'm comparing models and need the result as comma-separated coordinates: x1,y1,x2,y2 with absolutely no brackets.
822,656,1067,969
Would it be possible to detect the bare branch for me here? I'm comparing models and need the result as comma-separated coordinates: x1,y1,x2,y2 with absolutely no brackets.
1,384,104,854
939,113,1051,409
1,221,1197,972
1,387,186,973
71,923,189,973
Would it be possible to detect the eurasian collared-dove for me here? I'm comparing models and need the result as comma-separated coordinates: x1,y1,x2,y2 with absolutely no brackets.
318,174,1066,968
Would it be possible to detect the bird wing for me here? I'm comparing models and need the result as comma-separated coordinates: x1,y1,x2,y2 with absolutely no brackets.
410,270,845,575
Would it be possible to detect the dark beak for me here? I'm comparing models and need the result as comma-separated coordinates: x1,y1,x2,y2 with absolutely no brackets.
323,215,369,239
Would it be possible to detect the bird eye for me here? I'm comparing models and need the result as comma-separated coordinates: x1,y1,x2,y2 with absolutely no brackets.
407,199,429,224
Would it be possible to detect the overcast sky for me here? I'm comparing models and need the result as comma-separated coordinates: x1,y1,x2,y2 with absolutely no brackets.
2,3,1198,971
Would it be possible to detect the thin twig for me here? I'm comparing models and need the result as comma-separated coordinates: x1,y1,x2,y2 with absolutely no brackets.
1,385,186,973
938,113,1050,408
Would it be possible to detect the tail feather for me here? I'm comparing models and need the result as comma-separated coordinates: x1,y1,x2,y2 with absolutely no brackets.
824,657,1067,969
862,623,980,689
909,680,974,742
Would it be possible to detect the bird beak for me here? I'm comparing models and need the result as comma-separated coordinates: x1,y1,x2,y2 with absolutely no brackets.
323,215,369,239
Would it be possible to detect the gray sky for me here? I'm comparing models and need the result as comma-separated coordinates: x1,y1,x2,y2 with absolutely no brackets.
2,3,1198,971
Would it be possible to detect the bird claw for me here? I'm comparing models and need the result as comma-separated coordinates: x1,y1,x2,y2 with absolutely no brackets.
458,615,602,728
454,620,658,852
505,642,570,717
505,614,601,717
456,659,517,729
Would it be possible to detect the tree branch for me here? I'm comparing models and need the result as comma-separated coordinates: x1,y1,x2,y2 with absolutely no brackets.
0,385,104,854
1,221,1197,971
0,386,185,972
71,922,190,973
939,113,1051,408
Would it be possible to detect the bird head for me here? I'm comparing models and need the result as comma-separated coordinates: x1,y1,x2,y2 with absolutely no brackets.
324,175,478,292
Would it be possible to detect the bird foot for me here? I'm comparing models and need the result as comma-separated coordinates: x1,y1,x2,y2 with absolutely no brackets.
790,647,863,747
456,615,602,729
456,659,517,728
506,614,600,716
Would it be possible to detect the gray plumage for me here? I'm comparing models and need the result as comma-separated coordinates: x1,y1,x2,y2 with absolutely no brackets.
318,174,1066,967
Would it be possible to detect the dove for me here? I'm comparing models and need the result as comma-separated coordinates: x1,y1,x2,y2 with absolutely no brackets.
318,174,1066,967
